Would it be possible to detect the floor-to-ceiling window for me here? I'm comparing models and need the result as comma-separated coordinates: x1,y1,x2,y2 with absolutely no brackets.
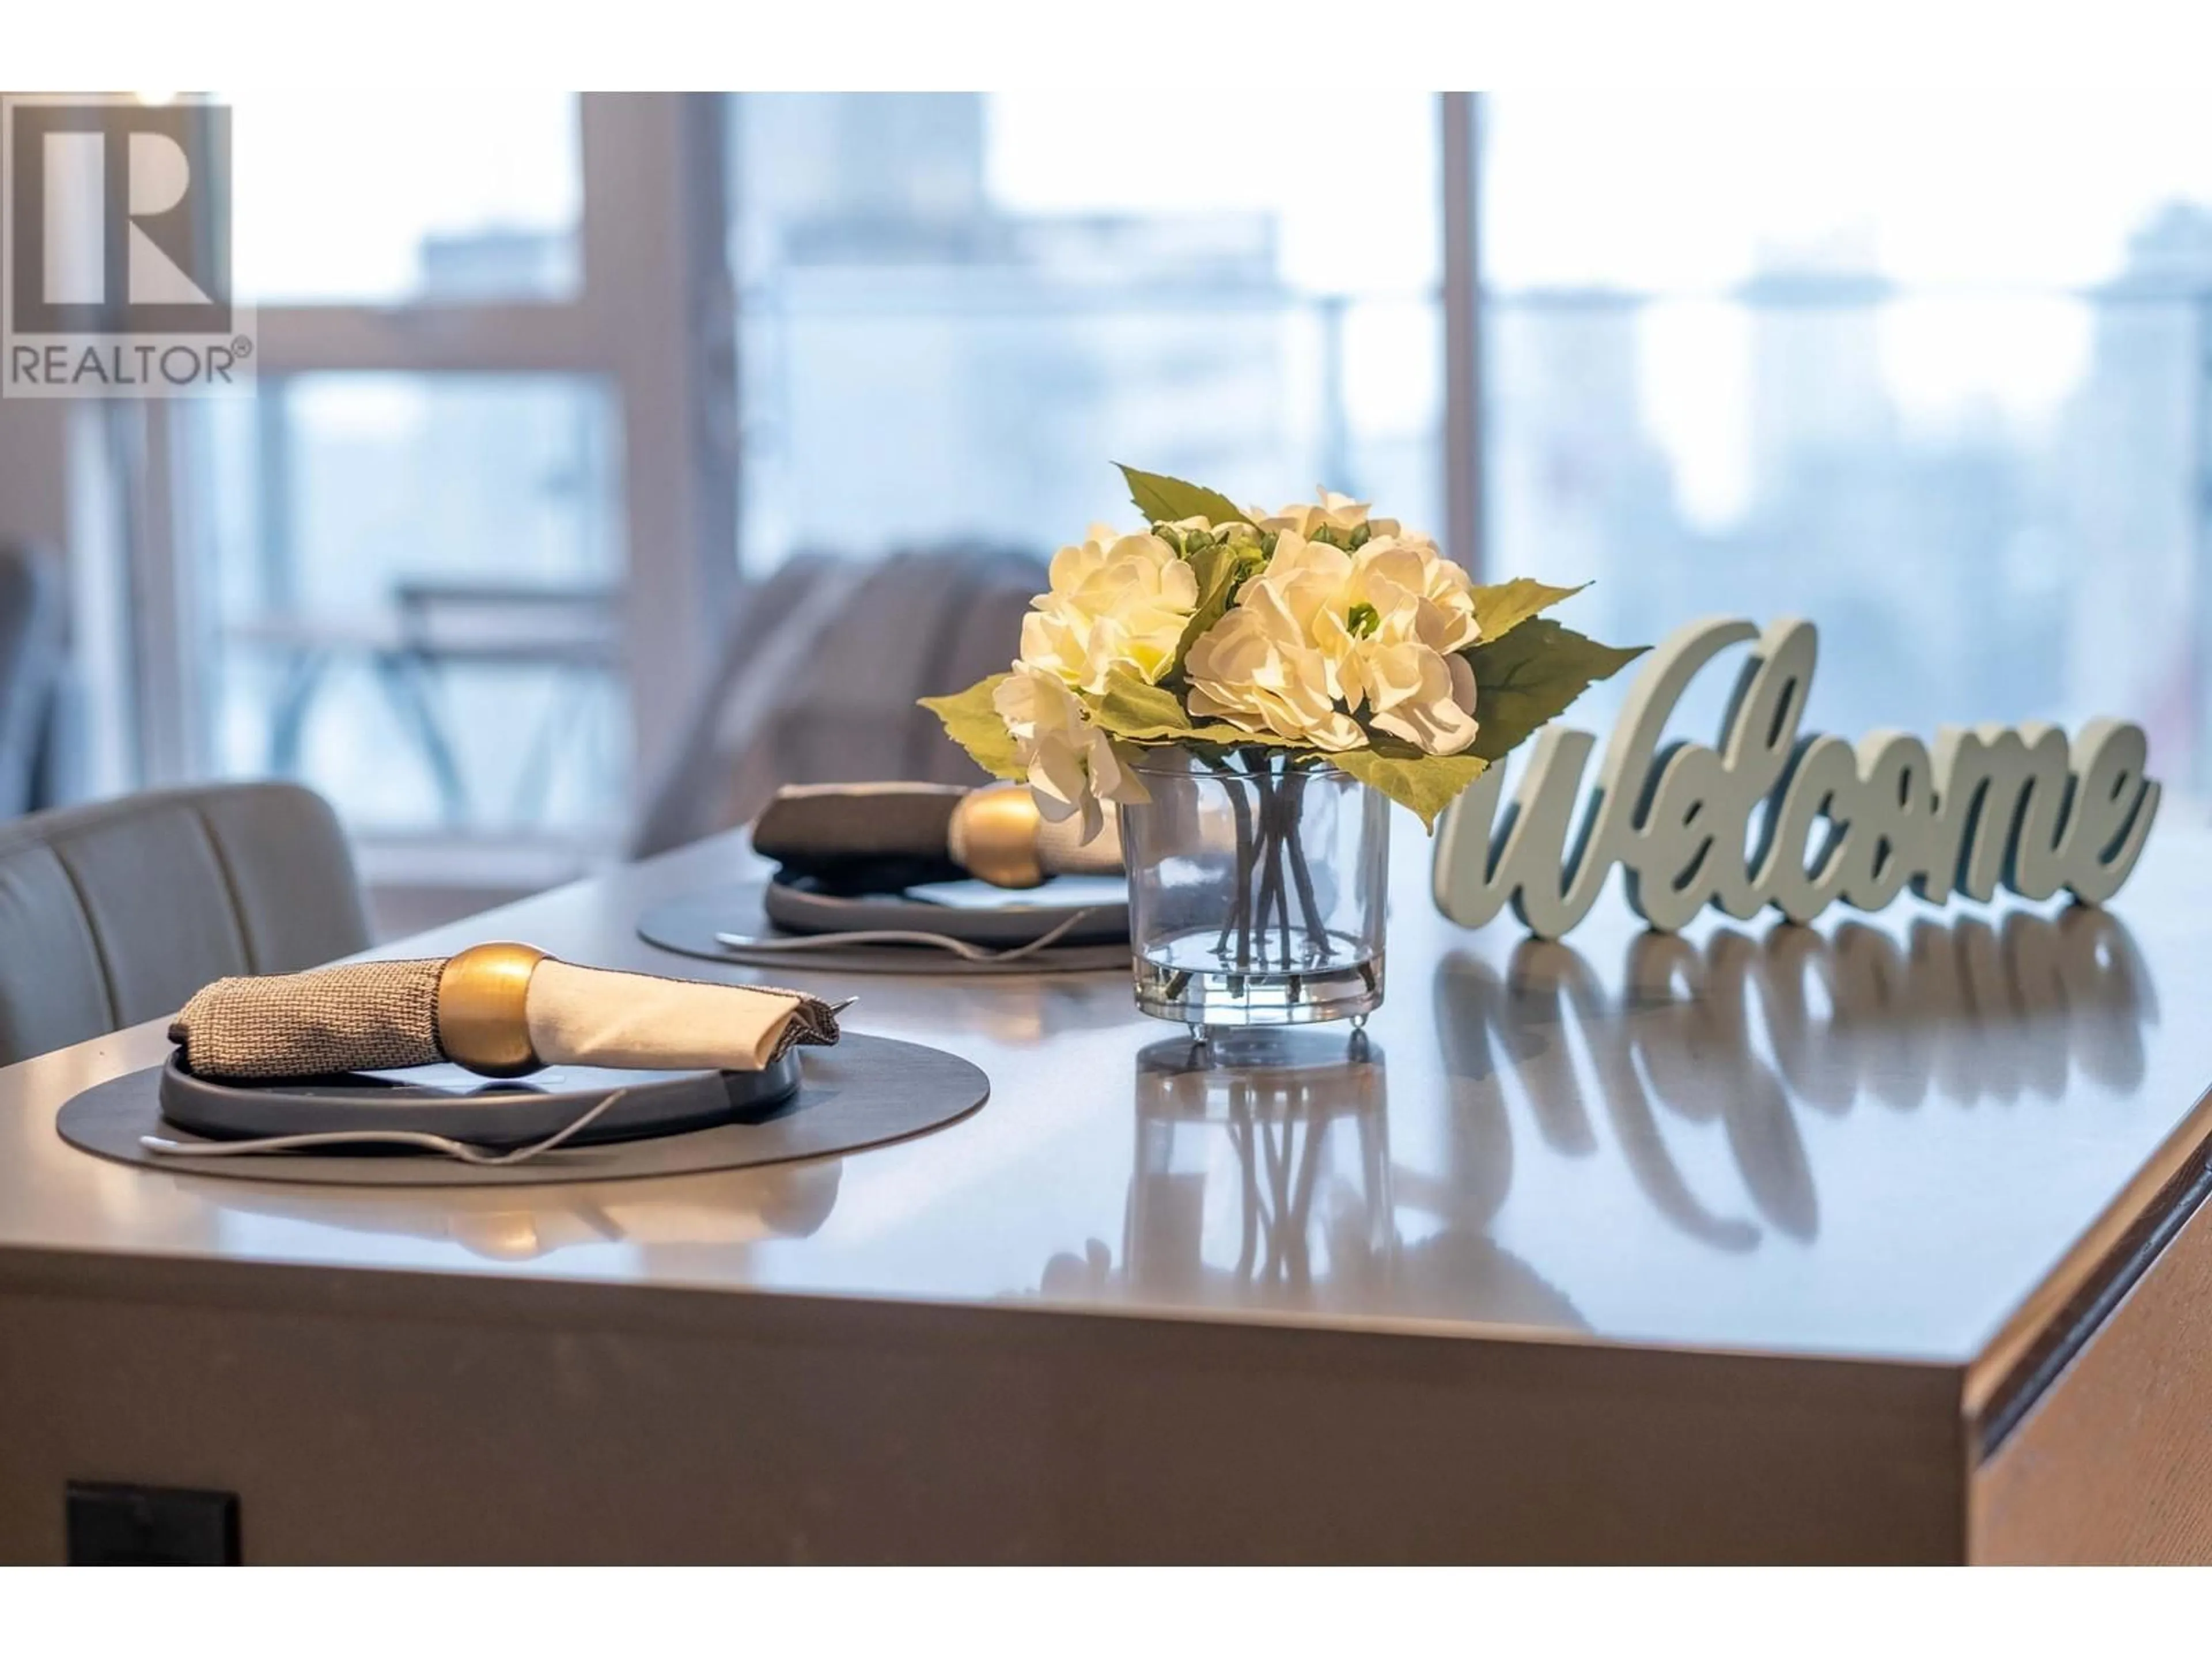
188,95,625,881
95,93,734,907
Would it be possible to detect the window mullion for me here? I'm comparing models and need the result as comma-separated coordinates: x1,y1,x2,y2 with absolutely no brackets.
1441,90,1485,581
577,91,738,795
251,304,606,377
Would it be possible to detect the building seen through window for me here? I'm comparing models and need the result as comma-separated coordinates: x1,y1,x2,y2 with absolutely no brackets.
729,91,1442,568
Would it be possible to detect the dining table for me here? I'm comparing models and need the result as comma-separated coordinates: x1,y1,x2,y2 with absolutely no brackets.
3,809,2211,1563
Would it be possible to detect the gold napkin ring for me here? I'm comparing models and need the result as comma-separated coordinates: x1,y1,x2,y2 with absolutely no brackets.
437,942,547,1077
949,785,1046,889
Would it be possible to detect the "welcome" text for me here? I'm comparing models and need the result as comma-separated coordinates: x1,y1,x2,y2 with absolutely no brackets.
1431,616,2161,938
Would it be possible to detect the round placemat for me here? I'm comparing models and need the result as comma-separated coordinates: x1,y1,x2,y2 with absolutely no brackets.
639,881,1130,975
55,1033,987,1187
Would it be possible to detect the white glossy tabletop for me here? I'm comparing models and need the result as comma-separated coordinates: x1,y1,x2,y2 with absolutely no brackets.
2,810,2207,1366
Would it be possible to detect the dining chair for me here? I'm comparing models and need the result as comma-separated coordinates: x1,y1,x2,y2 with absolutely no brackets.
629,544,1047,858
0,781,373,1069
0,541,67,821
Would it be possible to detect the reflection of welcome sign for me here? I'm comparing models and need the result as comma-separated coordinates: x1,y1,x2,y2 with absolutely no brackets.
1435,907,2150,1249
1432,617,2162,939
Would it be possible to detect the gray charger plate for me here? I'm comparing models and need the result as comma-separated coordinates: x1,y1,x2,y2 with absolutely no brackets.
639,879,1131,975
55,1033,989,1187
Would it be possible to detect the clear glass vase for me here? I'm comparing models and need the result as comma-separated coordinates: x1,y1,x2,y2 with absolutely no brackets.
1120,748,1389,1029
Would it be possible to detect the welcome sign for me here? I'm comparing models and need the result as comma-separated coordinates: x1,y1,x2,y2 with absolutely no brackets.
1431,616,2162,940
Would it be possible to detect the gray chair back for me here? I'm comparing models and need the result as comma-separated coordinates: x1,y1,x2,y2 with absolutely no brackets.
630,545,1047,858
0,781,373,1069
0,541,67,819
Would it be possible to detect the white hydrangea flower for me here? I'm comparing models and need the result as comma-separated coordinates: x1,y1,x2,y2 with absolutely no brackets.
1185,529,1482,757
1016,524,1199,695
992,664,1146,843
1348,533,1481,657
1250,489,1403,543
1183,575,1368,752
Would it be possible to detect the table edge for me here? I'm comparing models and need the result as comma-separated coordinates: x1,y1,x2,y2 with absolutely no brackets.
1967,1076,2212,1446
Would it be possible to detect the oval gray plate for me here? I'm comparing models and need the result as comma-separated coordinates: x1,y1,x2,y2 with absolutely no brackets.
764,873,1130,945
157,1052,801,1147
639,881,1131,975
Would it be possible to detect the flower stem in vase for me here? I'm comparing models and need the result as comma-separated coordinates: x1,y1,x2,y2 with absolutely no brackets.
1266,759,1295,968
1250,757,1285,971
1215,754,1257,971
1283,760,1333,963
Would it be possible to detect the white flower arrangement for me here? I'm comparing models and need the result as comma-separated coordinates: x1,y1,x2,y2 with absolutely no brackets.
924,467,1645,836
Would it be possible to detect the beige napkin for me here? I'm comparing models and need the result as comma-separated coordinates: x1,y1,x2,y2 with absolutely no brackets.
524,959,831,1073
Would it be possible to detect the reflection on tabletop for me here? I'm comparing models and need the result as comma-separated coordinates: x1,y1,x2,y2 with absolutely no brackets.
1434,905,2153,1253
1040,904,2154,1325
203,1160,843,1263
1041,1029,1587,1332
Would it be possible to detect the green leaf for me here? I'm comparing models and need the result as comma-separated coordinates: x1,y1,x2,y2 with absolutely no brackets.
1470,577,1588,644
1116,464,1251,529
1090,669,1196,742
1091,667,1293,751
1336,740,1490,831
918,675,1026,782
1464,618,1647,764
1169,539,1249,667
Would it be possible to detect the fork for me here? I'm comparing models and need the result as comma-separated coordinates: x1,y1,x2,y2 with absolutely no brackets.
141,1087,633,1168
716,907,1099,963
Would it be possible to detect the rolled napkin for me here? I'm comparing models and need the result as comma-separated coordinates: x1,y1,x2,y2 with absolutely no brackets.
169,942,843,1081
753,780,1123,892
